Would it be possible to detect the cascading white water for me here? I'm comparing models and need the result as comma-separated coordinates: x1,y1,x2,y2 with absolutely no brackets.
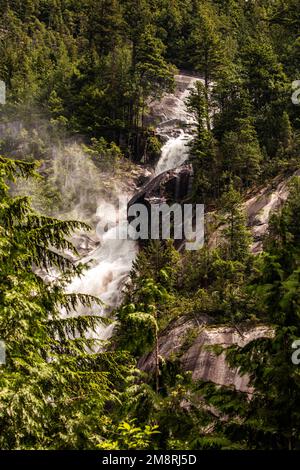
67,74,200,341
65,194,138,341
154,75,199,174
155,130,189,175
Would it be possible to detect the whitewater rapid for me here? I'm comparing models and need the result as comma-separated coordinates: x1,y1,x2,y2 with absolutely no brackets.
67,74,200,341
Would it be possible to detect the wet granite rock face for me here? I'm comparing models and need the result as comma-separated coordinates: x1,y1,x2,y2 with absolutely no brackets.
145,74,200,129
208,168,300,254
127,164,194,246
138,316,273,392
244,169,300,252
128,164,194,208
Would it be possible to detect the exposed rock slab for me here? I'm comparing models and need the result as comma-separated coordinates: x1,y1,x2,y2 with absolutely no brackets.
244,169,300,252
209,168,300,253
146,74,201,131
139,316,273,392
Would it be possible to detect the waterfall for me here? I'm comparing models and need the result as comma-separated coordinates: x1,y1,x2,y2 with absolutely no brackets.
67,74,200,341
154,74,199,174
64,194,138,341
155,130,190,175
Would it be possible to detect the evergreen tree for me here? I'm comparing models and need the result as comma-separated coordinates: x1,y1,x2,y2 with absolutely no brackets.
82,0,124,55
221,118,263,187
188,0,225,89
116,240,179,358
0,156,132,449
201,178,300,449
277,111,294,158
186,80,218,202
219,184,251,262
129,25,175,156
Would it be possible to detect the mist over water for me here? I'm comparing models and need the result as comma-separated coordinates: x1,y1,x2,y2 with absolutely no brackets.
65,74,200,341
66,193,138,341
4,75,200,342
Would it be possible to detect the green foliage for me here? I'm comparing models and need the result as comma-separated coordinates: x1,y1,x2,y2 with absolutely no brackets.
186,81,218,201
0,0,174,159
130,240,180,290
134,25,175,103
219,184,251,262
116,274,172,356
117,303,158,356
221,118,263,187
0,0,298,168
188,0,228,87
199,178,300,449
85,137,123,172
0,155,133,449
2,0,300,451
144,134,161,163
97,419,159,450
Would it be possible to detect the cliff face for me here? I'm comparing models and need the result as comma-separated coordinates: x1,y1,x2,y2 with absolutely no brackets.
139,316,273,392
208,169,300,254
135,75,296,392
136,167,290,389
134,167,296,391
245,169,300,252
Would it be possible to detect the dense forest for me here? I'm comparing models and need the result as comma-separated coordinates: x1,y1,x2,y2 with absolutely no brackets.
1,0,300,450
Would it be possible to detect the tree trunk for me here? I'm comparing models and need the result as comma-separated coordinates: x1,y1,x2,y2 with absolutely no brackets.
155,325,159,393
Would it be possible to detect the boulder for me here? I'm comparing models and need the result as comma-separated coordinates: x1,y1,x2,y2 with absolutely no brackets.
128,164,193,209
127,164,194,245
